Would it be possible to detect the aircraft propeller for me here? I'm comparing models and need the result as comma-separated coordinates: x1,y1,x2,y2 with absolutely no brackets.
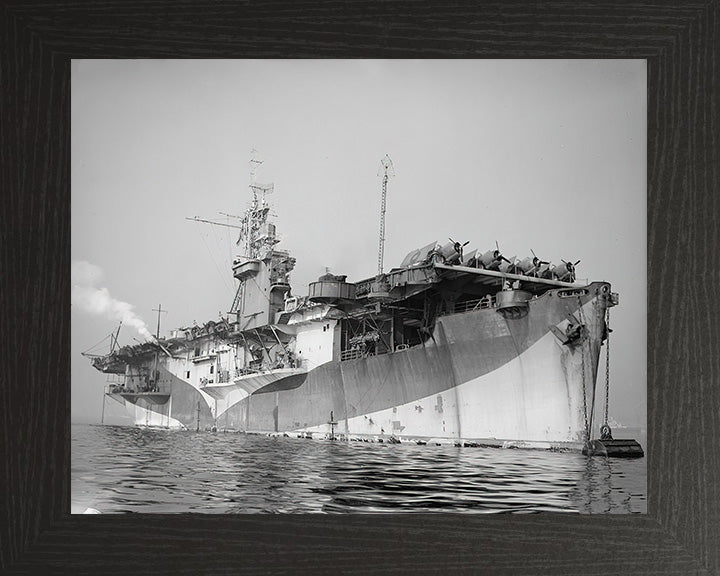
449,237,470,255
531,249,549,268
561,259,581,282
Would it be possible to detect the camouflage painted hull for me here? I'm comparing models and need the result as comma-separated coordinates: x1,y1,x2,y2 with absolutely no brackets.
113,282,610,448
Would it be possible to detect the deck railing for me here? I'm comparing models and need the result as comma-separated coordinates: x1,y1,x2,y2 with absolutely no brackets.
104,374,125,384
106,383,171,395
443,296,496,315
340,345,413,362
340,349,363,361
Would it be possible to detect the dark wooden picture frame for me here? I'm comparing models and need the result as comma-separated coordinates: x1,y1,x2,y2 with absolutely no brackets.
1,2,717,574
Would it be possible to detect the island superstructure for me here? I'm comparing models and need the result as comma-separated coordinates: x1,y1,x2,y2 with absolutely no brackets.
85,159,617,449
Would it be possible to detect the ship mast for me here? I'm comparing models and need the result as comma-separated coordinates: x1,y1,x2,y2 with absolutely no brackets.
239,150,276,259
377,154,394,276
228,150,291,323
110,321,122,354
153,304,166,341
244,150,264,257
151,304,166,389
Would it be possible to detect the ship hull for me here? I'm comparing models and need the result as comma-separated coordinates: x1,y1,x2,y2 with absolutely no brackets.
116,283,609,447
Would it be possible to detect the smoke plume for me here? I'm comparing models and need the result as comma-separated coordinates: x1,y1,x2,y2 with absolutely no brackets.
72,260,153,340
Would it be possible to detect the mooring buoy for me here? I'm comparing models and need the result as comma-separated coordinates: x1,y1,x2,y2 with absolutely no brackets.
582,438,644,458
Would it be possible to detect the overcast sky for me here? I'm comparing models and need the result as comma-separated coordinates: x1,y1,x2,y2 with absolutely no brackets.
71,59,646,428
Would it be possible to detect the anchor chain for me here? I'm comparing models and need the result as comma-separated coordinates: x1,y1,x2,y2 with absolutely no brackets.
577,297,590,445
600,307,613,441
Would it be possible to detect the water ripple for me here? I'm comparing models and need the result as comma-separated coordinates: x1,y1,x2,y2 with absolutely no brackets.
72,424,646,514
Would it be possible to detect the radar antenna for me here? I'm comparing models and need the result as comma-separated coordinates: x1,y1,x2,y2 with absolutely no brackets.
249,148,262,186
377,154,394,275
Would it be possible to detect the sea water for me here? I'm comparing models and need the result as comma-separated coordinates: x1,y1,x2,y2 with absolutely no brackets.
71,423,646,514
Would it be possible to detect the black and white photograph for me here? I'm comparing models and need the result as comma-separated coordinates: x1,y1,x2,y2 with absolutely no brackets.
71,59,646,514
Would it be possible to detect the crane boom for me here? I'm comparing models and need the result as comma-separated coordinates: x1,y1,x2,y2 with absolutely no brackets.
377,154,394,275
185,216,243,229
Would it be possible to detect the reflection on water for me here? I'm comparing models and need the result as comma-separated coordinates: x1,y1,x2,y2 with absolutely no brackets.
72,424,646,514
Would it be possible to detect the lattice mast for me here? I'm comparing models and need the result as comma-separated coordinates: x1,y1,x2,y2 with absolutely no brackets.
230,150,274,313
377,154,394,275
240,150,275,259
229,150,293,322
